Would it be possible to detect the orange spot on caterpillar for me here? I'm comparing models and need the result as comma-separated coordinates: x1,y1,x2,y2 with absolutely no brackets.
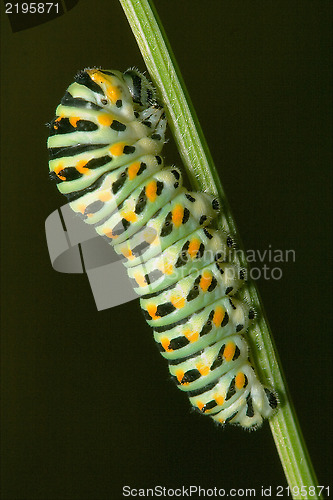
159,261,173,275
75,204,86,214
102,227,117,240
53,115,64,130
128,162,141,180
133,272,146,287
98,114,113,127
172,204,184,227
184,329,199,343
146,304,159,320
88,71,121,103
69,116,80,127
98,191,112,202
54,163,66,180
235,372,246,389
106,84,121,103
145,181,157,203
176,370,186,384
88,70,105,82
110,142,125,156
188,238,201,258
199,270,212,292
197,401,205,411
170,294,185,309
161,337,172,352
122,211,137,223
223,342,236,362
196,363,210,376
213,306,225,327
121,247,134,260
215,395,225,406
76,160,90,175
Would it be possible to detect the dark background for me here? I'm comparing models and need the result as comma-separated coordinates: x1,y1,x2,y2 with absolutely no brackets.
1,1,332,499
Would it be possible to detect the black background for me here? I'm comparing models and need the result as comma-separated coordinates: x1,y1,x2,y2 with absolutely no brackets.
1,1,332,499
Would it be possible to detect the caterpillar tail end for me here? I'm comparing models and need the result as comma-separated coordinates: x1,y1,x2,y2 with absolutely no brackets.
212,383,278,431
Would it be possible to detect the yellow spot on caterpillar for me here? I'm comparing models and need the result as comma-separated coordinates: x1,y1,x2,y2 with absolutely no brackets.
110,142,125,156
184,329,199,343
199,270,212,292
235,372,245,389
69,116,80,127
197,401,205,411
133,272,146,288
215,394,225,406
102,227,117,240
76,204,86,215
170,294,185,309
88,71,121,103
98,114,113,127
161,337,172,352
88,70,105,82
128,162,140,180
54,163,66,180
172,204,184,227
223,342,236,362
159,261,173,275
143,227,157,244
196,363,210,376
176,370,186,384
98,191,112,202
121,247,134,260
76,160,90,175
106,84,121,103
146,304,159,320
213,306,225,327
218,417,225,424
53,115,64,130
122,211,137,223
145,181,157,202
188,238,201,258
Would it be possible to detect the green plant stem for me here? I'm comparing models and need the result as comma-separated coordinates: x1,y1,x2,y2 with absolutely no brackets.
119,1,321,497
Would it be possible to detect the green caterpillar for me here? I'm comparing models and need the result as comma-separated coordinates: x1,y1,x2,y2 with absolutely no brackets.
48,68,277,429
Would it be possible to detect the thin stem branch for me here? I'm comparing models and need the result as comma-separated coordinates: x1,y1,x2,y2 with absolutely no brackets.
119,1,321,497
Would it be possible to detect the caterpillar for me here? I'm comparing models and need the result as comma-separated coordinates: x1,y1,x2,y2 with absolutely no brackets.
47,68,277,429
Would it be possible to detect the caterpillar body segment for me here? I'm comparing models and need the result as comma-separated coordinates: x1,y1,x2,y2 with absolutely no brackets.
48,68,277,429
140,261,245,327
69,154,164,225
153,297,253,361
94,167,183,244
112,190,220,264
48,68,167,197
